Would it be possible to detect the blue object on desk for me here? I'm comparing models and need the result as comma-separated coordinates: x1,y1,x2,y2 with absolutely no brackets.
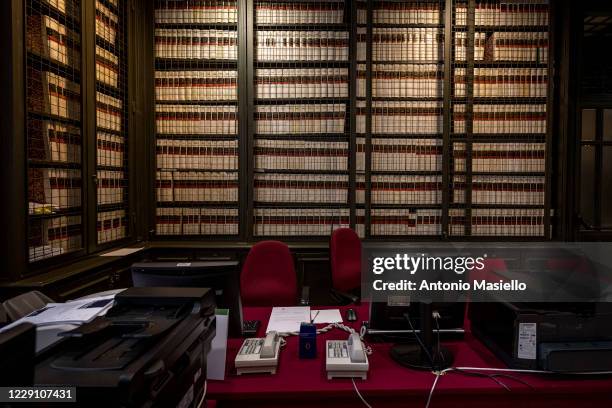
299,322,317,359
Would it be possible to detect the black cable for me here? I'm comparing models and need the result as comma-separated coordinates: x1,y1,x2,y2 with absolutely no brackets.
433,313,444,364
449,368,535,392
404,311,435,370
490,373,535,390
450,368,511,391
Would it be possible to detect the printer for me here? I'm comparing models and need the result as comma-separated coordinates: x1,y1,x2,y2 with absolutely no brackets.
35,287,216,407
470,301,612,372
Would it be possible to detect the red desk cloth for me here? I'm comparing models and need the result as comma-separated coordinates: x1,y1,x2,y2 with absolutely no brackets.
207,304,612,408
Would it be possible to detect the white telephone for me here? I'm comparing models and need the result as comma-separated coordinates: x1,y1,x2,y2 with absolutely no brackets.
235,331,281,375
326,333,369,380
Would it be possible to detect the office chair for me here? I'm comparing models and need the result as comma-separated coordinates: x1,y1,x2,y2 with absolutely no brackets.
330,228,361,305
240,241,298,307
2,290,54,322
477,257,507,278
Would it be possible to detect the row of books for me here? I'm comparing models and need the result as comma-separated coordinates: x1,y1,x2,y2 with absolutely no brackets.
487,32,548,62
97,209,127,244
28,168,81,210
27,0,83,259
155,29,238,60
155,208,545,237
356,208,365,237
356,138,365,171
28,215,82,261
254,139,348,171
368,138,443,171
357,28,444,62
254,173,349,203
97,169,126,205
96,0,119,45
40,0,80,18
255,104,346,134
155,70,238,101
355,174,365,201
357,3,442,25
96,92,123,132
454,68,547,98
370,208,442,236
256,1,344,25
156,170,239,202
96,0,127,244
97,132,125,168
453,142,546,173
156,104,238,135
157,139,238,170
28,69,81,121
255,68,349,99
368,208,545,236
453,175,545,205
253,208,350,237
156,207,239,235
449,214,467,236
454,32,486,61
96,45,120,88
453,104,547,134
27,14,80,67
29,244,65,262
455,32,548,62
232,173,530,207
356,101,443,134
370,175,442,205
28,120,81,164
357,64,443,98
155,0,238,24
256,31,349,61
466,209,545,236
455,3,549,27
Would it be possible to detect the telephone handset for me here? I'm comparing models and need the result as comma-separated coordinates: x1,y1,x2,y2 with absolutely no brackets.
347,333,366,363
260,331,278,358
235,331,281,375
326,333,369,379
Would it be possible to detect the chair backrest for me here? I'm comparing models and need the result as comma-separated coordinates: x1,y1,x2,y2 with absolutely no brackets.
2,291,54,322
330,228,361,293
240,241,297,307
469,258,508,282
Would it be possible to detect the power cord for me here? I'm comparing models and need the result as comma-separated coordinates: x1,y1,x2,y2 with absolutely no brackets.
449,368,535,391
432,311,444,367
278,323,374,407
404,311,435,370
425,371,441,408
196,379,207,408
352,378,373,408
278,323,372,355
425,366,612,408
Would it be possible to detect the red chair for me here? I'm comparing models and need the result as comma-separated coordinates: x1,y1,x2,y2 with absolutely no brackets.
240,241,297,307
330,228,361,304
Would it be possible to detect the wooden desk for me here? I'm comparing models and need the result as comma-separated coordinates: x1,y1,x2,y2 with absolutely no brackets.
208,303,612,408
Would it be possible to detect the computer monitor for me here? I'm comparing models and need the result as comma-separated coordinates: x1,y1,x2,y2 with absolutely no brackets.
0,322,36,385
368,298,465,335
368,298,465,370
131,261,243,337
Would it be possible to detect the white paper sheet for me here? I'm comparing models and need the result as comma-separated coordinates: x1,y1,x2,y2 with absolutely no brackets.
207,309,229,381
310,309,343,324
265,306,311,333
0,295,115,334
100,247,145,257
